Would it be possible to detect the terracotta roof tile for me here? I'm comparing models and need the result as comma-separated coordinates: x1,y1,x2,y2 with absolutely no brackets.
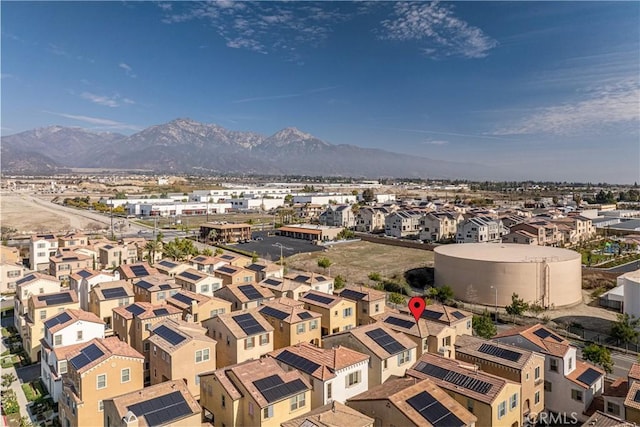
494,323,570,357
624,381,640,411
281,402,374,427
629,362,640,382
330,323,417,360
566,360,604,389
46,308,104,334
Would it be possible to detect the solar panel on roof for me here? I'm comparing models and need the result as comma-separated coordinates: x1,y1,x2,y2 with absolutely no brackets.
125,304,145,316
62,257,79,261
37,293,73,305
259,306,289,320
533,328,551,339
238,285,262,301
179,271,203,281
69,343,104,370
412,361,493,394
158,260,178,268
16,275,36,285
77,270,93,279
220,254,233,260
263,278,282,286
297,311,312,320
316,276,326,281
293,275,310,282
478,343,522,363
576,368,601,386
153,308,169,316
101,287,128,299
406,391,465,427
276,350,321,375
303,292,334,305
233,313,266,336
44,312,72,330
253,375,307,403
365,328,406,355
384,316,416,330
159,284,172,290
340,289,367,301
135,280,153,290
130,265,150,276
171,293,196,305
451,311,466,320
154,325,187,346
217,266,236,274
127,390,192,426
421,309,442,320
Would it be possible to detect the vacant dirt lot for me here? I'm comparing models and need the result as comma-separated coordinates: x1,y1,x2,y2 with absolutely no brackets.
286,240,434,286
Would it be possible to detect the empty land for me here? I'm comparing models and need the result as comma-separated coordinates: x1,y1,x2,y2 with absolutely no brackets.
285,240,434,286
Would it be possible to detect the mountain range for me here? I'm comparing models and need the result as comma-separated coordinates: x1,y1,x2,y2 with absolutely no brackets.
1,118,499,179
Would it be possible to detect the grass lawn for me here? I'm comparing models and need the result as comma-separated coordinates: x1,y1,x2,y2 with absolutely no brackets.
1,327,10,337
286,241,434,287
21,380,45,402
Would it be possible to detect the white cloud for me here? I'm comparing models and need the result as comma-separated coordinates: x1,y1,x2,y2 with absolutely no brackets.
493,79,640,135
43,111,140,130
422,139,449,145
119,62,136,78
81,92,120,108
380,1,497,59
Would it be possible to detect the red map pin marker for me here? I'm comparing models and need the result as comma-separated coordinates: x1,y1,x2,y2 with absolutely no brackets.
408,296,426,323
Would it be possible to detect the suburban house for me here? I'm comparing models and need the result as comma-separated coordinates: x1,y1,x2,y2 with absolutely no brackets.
285,272,334,294
407,352,522,427
102,379,201,427
400,303,473,337
153,258,191,277
132,274,181,304
551,215,596,245
59,337,144,427
501,230,539,245
216,252,252,267
48,252,92,281
14,272,61,334
375,311,457,358
494,323,604,422
270,342,370,408
0,261,26,295
298,291,356,336
384,210,423,238
98,243,138,268
1,245,22,265
199,357,311,427
291,203,324,221
456,217,508,244
335,286,386,326
175,268,223,297
69,269,119,311
322,323,417,386
213,283,275,311
40,309,105,402
454,334,546,421
346,377,477,427
602,377,630,421
146,318,217,399
257,299,322,349
508,220,564,246
207,309,274,368
419,211,464,243
57,233,88,248
246,262,284,282
116,262,159,282
88,280,134,335
199,222,252,243
166,289,232,323
30,233,59,271
24,290,80,361
355,207,387,233
625,363,640,423
213,264,256,286
257,277,311,300
320,205,356,229
282,402,374,427
190,255,228,274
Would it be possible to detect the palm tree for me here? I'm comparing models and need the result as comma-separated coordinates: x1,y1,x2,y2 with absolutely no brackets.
144,240,161,265
207,229,218,244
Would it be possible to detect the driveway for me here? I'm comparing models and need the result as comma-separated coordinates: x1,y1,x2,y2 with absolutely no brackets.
16,363,41,383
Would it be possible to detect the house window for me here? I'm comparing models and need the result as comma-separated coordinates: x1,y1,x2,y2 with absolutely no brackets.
498,401,506,419
346,371,361,387
97,374,107,389
510,393,518,410
568,357,572,370
374,303,379,313
245,337,255,349
343,307,352,318
423,340,428,351
121,368,130,383
76,331,83,341
260,334,269,345
550,359,558,372
571,389,583,402
607,401,620,416
534,391,540,405
195,348,210,363
195,375,200,386
383,359,388,369
296,323,305,334
144,342,150,352
59,360,67,374
145,323,151,331
310,320,318,330
534,366,540,380
290,393,306,411
221,395,226,408
158,292,166,300
442,336,451,347
263,405,273,419
201,284,209,293
327,383,332,399
466,320,471,329
397,350,411,365
544,381,552,392
98,400,104,412
40,310,47,320
54,335,62,346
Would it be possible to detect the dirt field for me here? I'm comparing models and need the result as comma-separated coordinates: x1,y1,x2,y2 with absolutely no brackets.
286,240,434,286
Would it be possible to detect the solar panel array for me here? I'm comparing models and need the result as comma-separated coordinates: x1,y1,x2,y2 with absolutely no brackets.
171,293,196,305
77,270,93,278
179,271,203,282
384,316,416,330
406,391,465,427
576,368,601,386
159,284,173,290
16,275,36,285
238,285,262,300
125,304,146,317
413,361,493,395
297,311,312,320
339,289,367,301
62,257,79,262
127,390,192,426
130,265,150,276
158,260,178,268
263,278,282,287
44,312,72,330
634,390,640,403
316,276,326,281
233,313,265,336
421,309,443,320
153,308,169,316
276,350,320,375
293,275,310,282
478,343,522,363
253,375,307,403
135,280,153,290
70,343,104,370
37,293,73,305
451,311,466,320
365,328,406,355
154,325,187,346
533,328,563,342
101,287,128,300
303,292,334,305
260,306,289,320
217,266,236,274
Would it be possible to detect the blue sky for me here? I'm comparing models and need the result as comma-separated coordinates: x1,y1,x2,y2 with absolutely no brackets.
2,1,639,183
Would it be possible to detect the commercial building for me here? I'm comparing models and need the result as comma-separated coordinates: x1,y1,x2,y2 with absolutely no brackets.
199,222,252,243
276,224,342,242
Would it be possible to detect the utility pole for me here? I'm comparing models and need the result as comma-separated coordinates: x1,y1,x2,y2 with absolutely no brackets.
110,205,114,240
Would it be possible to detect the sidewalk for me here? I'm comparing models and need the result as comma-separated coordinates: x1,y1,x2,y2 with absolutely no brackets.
4,364,35,425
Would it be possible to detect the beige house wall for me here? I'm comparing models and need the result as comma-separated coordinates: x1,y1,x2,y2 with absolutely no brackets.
627,406,640,424
347,399,413,427
209,318,273,368
24,300,80,361
303,300,356,336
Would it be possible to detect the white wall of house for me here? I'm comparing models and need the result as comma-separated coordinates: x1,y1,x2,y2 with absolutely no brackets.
293,194,356,205
30,239,58,271
325,360,369,405
73,274,119,311
228,197,285,211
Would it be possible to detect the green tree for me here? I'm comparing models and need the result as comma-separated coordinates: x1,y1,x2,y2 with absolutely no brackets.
284,194,294,204
362,188,375,203
611,313,640,350
427,285,454,303
389,292,405,305
333,275,346,290
201,248,213,257
215,247,224,255
505,293,529,323
582,343,614,374
114,191,127,199
207,229,218,243
252,251,259,263
317,257,332,270
1,373,16,389
144,240,161,265
473,311,497,339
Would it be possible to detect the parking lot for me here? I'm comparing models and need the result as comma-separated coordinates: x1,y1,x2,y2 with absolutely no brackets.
234,231,325,261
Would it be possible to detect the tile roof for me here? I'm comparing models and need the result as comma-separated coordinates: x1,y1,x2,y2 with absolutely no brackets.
68,268,101,281
258,299,321,323
30,290,78,309
299,290,342,308
494,323,571,357
565,360,604,389
331,323,417,360
66,337,144,374
175,268,210,283
604,378,629,398
112,302,182,320
285,272,334,285
454,335,535,370
281,402,374,427
582,411,634,427
399,303,472,325
16,272,60,287
269,342,369,381
45,308,104,334
215,309,274,339
133,274,180,292
215,283,275,303
624,381,640,411
258,277,311,294
375,312,448,339
93,280,134,301
166,289,211,309
118,262,159,279
629,362,640,382
337,285,386,302
147,318,215,354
